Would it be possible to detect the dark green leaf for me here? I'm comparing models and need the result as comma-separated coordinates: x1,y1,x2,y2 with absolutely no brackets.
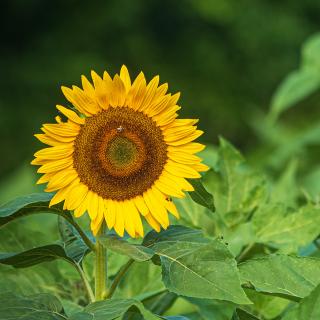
70,298,161,320
144,226,250,304
0,193,73,227
0,244,73,268
99,234,154,261
58,216,90,264
282,283,320,320
239,255,320,300
0,292,66,319
187,178,215,212
232,309,260,320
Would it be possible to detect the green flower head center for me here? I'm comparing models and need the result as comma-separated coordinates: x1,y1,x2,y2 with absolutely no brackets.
107,135,138,169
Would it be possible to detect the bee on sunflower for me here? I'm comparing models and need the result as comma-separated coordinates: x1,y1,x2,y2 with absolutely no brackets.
32,66,208,238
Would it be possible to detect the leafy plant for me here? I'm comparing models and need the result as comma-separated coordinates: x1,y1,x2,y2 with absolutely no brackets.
2,32,320,319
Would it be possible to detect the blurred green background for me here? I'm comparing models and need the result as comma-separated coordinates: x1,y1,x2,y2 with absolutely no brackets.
1,0,320,202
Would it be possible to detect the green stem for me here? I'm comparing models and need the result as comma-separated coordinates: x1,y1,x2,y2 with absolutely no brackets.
95,224,107,300
237,243,255,263
107,259,135,299
75,263,95,303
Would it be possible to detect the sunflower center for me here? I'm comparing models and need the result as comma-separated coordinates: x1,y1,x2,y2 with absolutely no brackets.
73,107,168,201
107,136,137,169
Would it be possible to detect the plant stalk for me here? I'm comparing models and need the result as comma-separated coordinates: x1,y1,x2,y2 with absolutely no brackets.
75,263,95,303
95,223,108,300
107,259,135,298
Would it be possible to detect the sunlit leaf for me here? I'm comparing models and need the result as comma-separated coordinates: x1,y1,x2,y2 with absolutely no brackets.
144,226,250,304
239,255,320,300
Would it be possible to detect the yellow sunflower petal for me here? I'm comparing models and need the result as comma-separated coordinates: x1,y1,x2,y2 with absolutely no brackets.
34,144,73,160
122,201,136,238
113,201,125,237
45,169,78,192
126,72,146,110
56,105,85,125
120,65,131,92
104,199,116,230
36,172,54,184
144,213,161,232
166,130,203,146
37,157,72,173
168,142,205,154
133,196,149,216
127,200,144,237
143,188,169,228
165,199,180,219
190,162,210,172
87,191,99,220
64,182,88,210
34,134,60,146
154,179,185,199
165,160,201,179
167,150,203,165
139,76,159,112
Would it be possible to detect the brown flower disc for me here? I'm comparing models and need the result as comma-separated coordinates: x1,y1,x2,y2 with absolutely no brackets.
73,107,168,200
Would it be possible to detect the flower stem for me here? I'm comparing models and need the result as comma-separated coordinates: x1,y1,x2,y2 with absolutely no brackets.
106,259,135,299
95,224,107,300
75,263,95,303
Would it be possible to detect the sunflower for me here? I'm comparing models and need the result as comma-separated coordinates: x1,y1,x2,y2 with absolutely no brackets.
32,66,209,237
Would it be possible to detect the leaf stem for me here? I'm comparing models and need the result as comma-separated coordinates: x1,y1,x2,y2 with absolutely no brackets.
95,224,108,300
75,263,95,303
106,259,135,298
61,211,96,252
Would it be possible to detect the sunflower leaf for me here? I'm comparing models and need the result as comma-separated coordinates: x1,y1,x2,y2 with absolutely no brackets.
69,298,162,320
0,244,76,268
143,225,251,305
0,193,69,227
187,178,215,212
282,283,320,320
58,216,91,264
0,292,66,319
99,234,154,261
239,255,320,300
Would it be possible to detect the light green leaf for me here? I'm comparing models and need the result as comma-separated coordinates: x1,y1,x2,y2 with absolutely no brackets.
232,309,260,320
270,159,298,207
239,255,320,300
204,138,267,227
253,204,320,252
99,234,154,261
0,292,66,319
173,194,215,235
144,226,250,304
270,69,320,121
187,178,215,212
302,32,320,70
282,284,320,320
70,298,161,320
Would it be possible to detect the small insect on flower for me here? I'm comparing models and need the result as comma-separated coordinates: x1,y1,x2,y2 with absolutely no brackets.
32,66,209,238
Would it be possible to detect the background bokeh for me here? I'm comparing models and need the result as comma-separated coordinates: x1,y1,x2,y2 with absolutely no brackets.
1,0,320,202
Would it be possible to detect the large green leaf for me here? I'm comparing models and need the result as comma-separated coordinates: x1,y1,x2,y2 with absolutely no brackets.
282,284,320,320
0,244,75,268
239,255,320,300
187,178,215,212
252,204,320,252
204,138,267,227
70,299,161,320
99,234,154,262
0,292,66,319
0,193,74,227
143,226,250,304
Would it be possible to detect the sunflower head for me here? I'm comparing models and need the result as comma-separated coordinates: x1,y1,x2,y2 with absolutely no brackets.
32,66,209,238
